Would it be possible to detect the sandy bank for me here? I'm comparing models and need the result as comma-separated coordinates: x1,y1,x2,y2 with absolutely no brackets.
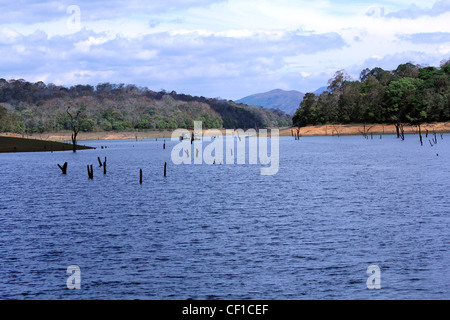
278,122,450,137
1,122,449,143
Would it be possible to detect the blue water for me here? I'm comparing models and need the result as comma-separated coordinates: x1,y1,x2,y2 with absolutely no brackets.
0,134,449,300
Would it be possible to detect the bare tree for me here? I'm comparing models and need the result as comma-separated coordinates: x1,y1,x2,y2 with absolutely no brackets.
360,122,374,139
67,107,81,152
331,125,343,137
392,112,404,140
414,124,423,146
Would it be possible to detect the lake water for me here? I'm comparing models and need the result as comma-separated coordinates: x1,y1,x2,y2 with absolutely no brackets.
0,133,449,300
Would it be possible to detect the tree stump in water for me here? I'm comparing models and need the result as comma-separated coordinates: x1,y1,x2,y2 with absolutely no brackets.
418,125,423,146
87,164,93,179
58,162,68,174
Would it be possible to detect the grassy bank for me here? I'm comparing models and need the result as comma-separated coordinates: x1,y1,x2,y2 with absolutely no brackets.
0,136,95,153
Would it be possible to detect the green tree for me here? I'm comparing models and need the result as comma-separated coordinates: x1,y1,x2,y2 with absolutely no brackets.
338,81,361,123
0,106,12,132
360,76,387,123
80,118,95,132
385,77,424,123
293,93,317,127
394,62,420,78
327,70,352,94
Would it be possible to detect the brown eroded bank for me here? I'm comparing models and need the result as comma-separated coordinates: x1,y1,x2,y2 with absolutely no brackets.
1,122,449,147
278,122,450,137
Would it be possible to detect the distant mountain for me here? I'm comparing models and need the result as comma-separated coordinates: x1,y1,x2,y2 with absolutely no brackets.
313,86,328,95
236,89,304,115
0,78,293,133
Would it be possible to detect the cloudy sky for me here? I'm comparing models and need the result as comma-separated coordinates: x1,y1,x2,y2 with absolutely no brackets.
1,0,450,100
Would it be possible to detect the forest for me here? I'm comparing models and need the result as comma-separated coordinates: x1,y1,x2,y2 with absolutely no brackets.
0,80,292,135
293,60,450,129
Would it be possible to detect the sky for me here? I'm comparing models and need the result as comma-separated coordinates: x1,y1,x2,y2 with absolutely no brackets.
1,0,450,100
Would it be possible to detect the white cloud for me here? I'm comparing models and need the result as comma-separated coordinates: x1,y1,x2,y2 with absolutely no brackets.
1,0,450,99
385,0,450,19
398,32,450,44
0,0,227,24
73,35,113,52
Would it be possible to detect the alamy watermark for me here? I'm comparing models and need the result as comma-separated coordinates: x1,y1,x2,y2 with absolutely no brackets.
366,265,381,290
170,121,279,176
64,264,381,291
66,265,81,289
66,5,81,31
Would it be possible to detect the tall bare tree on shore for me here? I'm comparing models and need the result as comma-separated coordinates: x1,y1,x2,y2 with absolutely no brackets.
67,107,81,152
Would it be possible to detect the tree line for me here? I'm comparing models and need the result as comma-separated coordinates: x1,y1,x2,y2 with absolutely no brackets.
0,80,292,135
293,60,450,130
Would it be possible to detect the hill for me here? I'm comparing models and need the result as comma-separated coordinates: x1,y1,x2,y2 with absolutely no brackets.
235,89,305,115
293,61,450,129
313,86,328,95
0,79,292,135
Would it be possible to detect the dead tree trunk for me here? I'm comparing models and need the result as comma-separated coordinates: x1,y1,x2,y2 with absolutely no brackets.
418,124,423,146
87,164,93,179
67,107,81,153
103,157,107,174
98,157,103,167
140,169,143,184
58,162,68,174
164,162,167,177
332,125,341,137
71,132,78,152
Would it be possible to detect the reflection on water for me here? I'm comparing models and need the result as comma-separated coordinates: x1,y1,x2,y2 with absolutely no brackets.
0,134,449,299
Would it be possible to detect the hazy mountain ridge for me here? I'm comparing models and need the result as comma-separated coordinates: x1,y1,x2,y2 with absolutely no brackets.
0,79,292,134
313,86,328,95
236,89,305,115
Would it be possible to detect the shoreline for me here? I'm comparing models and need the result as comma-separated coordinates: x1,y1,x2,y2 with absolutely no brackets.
1,122,449,143
0,136,94,153
278,122,450,137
